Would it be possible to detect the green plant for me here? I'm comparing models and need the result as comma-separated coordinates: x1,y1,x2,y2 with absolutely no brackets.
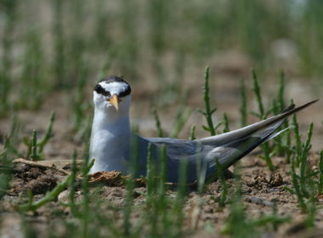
18,28,47,110
199,66,222,136
319,151,323,194
0,149,12,199
170,106,192,138
152,107,165,137
286,122,320,227
222,113,230,133
0,116,22,199
0,0,17,117
251,70,274,170
52,0,66,89
239,79,248,127
215,161,229,209
24,112,56,160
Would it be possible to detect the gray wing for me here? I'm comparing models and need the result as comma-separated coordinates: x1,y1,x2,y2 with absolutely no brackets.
137,100,317,183
195,100,318,169
144,137,205,159
136,136,208,183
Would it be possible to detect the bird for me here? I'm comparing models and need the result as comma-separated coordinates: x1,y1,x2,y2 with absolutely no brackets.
89,76,317,183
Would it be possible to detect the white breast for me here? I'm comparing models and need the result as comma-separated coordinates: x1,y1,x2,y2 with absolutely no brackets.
89,109,131,173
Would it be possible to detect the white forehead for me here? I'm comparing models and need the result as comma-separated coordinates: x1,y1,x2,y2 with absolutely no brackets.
100,81,129,95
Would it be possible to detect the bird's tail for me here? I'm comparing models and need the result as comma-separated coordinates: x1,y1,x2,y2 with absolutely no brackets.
201,99,318,169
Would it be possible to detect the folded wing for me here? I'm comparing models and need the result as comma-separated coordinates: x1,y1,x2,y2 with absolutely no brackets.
143,100,317,182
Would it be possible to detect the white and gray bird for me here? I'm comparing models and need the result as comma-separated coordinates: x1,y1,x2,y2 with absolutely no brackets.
89,76,317,183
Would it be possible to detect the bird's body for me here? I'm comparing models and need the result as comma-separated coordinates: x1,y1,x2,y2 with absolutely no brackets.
89,76,317,183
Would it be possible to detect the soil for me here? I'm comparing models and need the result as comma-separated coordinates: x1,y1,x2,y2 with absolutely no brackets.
0,153,322,238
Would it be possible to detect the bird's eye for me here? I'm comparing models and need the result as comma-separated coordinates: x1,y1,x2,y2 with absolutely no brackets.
94,84,104,94
103,90,111,97
94,84,111,97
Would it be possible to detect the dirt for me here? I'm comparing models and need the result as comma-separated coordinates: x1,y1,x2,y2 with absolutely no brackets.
0,154,322,238
9,165,57,196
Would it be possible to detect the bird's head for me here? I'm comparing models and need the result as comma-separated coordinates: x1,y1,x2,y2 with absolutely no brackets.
93,76,132,114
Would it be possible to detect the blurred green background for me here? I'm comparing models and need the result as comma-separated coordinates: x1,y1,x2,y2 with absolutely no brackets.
0,0,322,119
1,3,323,236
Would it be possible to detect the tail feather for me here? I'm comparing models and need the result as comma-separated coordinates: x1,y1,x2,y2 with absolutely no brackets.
198,99,318,147
209,120,282,169
205,100,318,169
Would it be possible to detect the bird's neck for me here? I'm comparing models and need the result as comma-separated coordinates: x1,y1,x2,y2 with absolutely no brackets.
90,108,131,173
92,108,130,135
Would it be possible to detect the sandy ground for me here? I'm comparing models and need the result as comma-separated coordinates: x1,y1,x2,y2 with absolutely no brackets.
1,153,323,238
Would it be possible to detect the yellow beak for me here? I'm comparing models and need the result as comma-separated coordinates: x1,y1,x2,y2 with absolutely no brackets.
109,95,119,111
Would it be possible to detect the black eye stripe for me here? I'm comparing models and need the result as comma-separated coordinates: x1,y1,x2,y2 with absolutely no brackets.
118,86,131,97
98,76,131,97
94,84,111,97
94,78,132,98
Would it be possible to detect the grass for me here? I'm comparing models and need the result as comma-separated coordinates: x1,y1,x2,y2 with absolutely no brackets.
199,66,222,136
0,1,322,237
0,0,17,117
247,70,301,171
0,116,21,199
23,112,56,161
215,161,229,209
319,151,323,194
0,1,322,118
0,149,12,200
251,70,274,170
239,79,248,127
287,123,318,216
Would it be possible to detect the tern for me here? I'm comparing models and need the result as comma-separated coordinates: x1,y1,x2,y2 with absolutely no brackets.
89,76,317,183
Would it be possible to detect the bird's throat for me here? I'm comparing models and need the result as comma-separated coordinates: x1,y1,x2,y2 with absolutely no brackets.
92,108,130,134
89,109,131,173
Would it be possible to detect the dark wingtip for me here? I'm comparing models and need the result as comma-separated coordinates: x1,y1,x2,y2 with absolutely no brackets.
281,104,295,113
294,99,319,110
310,99,320,104
279,99,318,114
281,99,318,117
